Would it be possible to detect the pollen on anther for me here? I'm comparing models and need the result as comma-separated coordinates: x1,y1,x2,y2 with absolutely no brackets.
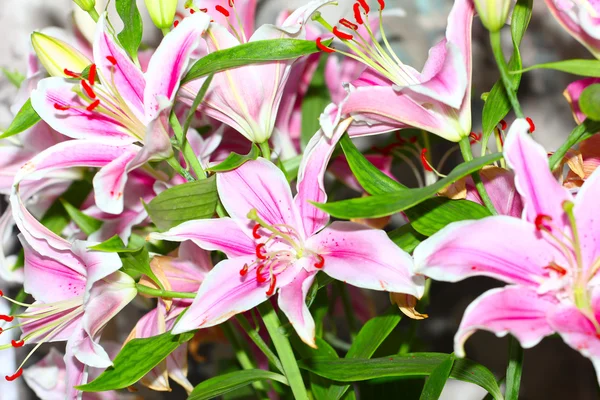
190,8,195,14
339,18,358,31
420,148,434,172
54,103,70,111
377,0,386,10
353,3,364,25
106,55,117,65
11,340,24,348
333,27,353,41
88,64,97,86
5,368,23,382
314,254,325,269
239,264,249,276
316,37,335,53
266,275,277,296
0,290,4,297
0,315,14,322
500,119,507,130
86,99,101,112
174,20,180,27
534,214,552,232
64,68,80,78
256,264,268,283
215,5,230,16
255,243,267,260
357,0,370,13
81,80,96,99
229,0,234,6
252,224,261,239
526,117,536,133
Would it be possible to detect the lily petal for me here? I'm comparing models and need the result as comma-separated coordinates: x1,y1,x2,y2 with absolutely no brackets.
455,286,557,357
92,149,139,215
574,166,600,271
278,266,317,348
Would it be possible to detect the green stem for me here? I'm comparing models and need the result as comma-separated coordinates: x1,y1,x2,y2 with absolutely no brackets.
258,302,309,400
88,8,100,23
169,112,207,180
161,27,171,37
504,336,524,400
490,31,524,119
259,141,271,160
458,138,498,215
235,314,284,374
135,284,196,299
166,156,195,182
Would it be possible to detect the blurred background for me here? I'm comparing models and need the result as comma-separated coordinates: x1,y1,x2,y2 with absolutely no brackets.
0,0,597,399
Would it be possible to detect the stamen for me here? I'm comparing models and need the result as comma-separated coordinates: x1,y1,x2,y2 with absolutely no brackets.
229,0,234,6
333,27,354,41
174,20,180,27
339,18,358,31
314,255,325,269
420,148,434,172
266,274,277,296
106,56,117,65
526,117,535,133
500,119,507,130
199,8,208,12
255,243,267,260
469,132,482,145
64,69,80,78
215,5,230,17
239,263,249,276
81,80,96,99
256,264,268,283
0,290,4,297
86,99,101,112
5,368,23,382
534,214,552,232
0,315,14,322
353,3,364,24
377,0,385,10
316,37,335,53
252,224,261,239
189,8,195,14
11,340,24,348
544,262,567,276
53,103,70,111
357,0,370,13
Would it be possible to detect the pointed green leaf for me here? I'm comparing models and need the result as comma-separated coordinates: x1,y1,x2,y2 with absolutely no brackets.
579,83,600,121
207,144,260,173
1,67,25,88
88,235,142,253
60,199,102,236
388,225,426,253
516,59,600,77
0,99,41,139
549,119,600,170
419,354,456,400
115,0,143,62
188,370,288,400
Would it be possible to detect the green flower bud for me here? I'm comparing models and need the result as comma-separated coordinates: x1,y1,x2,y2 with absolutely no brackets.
474,0,511,32
144,0,178,30
73,0,96,12
31,32,91,78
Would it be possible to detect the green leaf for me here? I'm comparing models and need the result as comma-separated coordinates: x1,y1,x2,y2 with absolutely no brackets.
314,153,503,219
115,0,143,62
0,99,41,139
41,180,93,235
281,155,302,182
146,175,218,230
88,235,143,252
481,0,532,150
419,354,455,400
549,119,600,170
516,59,600,77
77,330,194,392
301,56,331,148
388,225,426,254
299,354,503,400
120,246,164,290
59,199,102,236
1,67,25,88
183,38,331,83
208,144,260,172
579,84,600,121
188,370,289,400
404,198,492,237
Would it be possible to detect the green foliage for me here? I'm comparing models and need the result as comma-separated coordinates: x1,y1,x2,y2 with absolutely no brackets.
115,0,143,62
579,84,600,121
0,99,40,139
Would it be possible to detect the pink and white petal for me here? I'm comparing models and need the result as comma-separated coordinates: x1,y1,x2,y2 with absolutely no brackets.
504,119,573,225
23,348,68,400
149,218,256,258
94,13,145,121
92,149,139,215
278,266,317,348
564,78,600,124
413,216,563,286
65,332,89,400
172,256,301,333
307,221,424,298
144,12,210,120
251,0,335,39
72,240,123,289
191,0,257,39
217,158,303,235
20,303,83,344
31,77,136,143
454,286,557,357
167,345,194,393
573,166,600,271
133,306,170,391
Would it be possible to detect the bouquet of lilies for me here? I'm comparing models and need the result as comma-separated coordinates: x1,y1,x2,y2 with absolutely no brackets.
1,0,600,398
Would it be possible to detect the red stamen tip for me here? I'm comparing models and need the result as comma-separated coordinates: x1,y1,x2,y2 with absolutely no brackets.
266,274,277,296
469,132,481,145
215,5,230,16
314,254,325,269
86,99,100,112
239,263,249,276
255,243,267,260
377,0,386,10
333,26,354,41
229,0,234,6
339,18,358,31
64,68,80,78
420,148,433,172
0,327,3,334
0,290,4,297
526,117,535,133
81,79,96,99
500,119,507,130
53,103,70,111
106,56,117,65
534,214,552,232
544,263,567,276
353,3,364,25
88,64,97,86
357,0,370,13
252,224,261,239
199,8,208,12
11,340,24,348
0,315,14,322
256,264,268,283
189,8,195,14
5,368,23,382
316,37,335,53
174,20,180,27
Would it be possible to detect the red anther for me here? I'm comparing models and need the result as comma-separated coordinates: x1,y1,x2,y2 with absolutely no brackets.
229,0,234,6
199,8,208,12
353,3,364,25
5,368,23,382
526,117,536,133
0,290,4,297
86,99,100,112
409,136,418,144
252,224,261,239
0,327,3,334
255,243,267,260
106,56,117,65
544,263,567,276
239,263,249,276
174,20,180,27
88,64,97,86
333,26,354,41
534,214,552,232
11,340,24,348
256,265,268,283
420,148,433,172
500,119,507,130
357,0,370,13
190,8,195,13
64,68,80,78
266,274,277,296
339,18,358,31
377,0,385,10
314,254,325,269
469,132,481,145
54,103,70,111
215,5,230,16
316,37,335,53
81,80,96,99
0,315,14,322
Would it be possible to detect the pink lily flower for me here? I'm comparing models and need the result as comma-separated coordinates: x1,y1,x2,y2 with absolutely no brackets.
179,0,335,144
184,0,257,41
150,122,424,347
21,11,211,214
3,196,136,396
564,77,600,124
320,0,475,142
545,0,600,59
414,119,600,381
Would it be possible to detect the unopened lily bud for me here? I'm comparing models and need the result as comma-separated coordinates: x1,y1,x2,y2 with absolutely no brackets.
31,32,91,78
144,0,178,30
73,0,96,12
474,0,511,32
